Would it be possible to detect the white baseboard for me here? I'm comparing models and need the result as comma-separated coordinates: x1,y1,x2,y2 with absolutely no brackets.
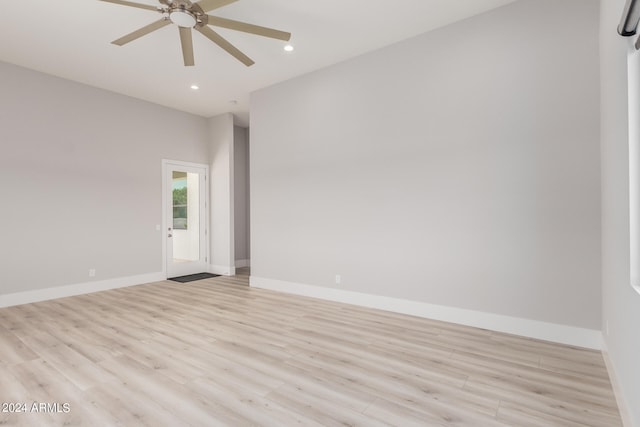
250,276,603,350
235,259,251,268
210,265,236,276
0,272,165,308
602,342,634,427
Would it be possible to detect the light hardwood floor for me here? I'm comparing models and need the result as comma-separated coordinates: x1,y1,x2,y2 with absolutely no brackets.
0,269,622,426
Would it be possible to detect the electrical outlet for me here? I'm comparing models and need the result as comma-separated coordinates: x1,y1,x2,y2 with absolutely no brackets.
335,274,341,285
89,269,96,277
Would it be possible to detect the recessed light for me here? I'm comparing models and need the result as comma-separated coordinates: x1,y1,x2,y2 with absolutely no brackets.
190,84,199,90
284,44,294,52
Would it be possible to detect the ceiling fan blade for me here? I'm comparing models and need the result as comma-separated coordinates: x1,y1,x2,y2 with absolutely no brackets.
195,26,254,66
112,19,170,46
206,16,291,41
196,0,238,13
179,27,195,66
99,0,158,12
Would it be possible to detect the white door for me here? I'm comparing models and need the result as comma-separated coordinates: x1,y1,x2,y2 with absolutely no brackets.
163,160,209,278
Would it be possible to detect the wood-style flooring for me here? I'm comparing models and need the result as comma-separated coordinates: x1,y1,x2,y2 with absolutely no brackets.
0,269,622,426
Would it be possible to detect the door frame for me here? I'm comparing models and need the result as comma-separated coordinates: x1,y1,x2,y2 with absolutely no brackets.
161,159,210,278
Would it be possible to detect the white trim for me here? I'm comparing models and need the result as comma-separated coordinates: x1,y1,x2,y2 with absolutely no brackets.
0,272,165,308
602,342,634,427
250,276,603,350
628,42,640,299
210,265,236,276
235,259,251,268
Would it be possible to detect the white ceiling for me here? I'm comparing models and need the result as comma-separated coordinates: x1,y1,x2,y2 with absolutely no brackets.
0,0,515,127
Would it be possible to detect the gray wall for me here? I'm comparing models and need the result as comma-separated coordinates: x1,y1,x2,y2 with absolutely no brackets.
208,113,235,275
600,0,640,424
250,0,601,329
0,61,209,294
234,126,250,263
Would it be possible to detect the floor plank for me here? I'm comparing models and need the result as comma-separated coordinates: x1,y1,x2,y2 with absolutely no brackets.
0,269,622,426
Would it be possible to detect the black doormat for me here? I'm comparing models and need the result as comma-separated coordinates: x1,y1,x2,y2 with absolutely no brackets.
168,272,220,283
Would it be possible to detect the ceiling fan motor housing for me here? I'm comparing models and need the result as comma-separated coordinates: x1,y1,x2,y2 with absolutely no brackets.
167,1,205,28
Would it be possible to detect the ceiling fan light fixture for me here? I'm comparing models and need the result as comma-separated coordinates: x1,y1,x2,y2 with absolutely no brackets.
170,9,197,28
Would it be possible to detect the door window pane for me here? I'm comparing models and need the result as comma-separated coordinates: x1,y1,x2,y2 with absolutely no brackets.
172,172,188,230
172,171,200,262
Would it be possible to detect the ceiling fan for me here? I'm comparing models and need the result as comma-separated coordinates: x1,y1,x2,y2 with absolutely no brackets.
99,0,291,67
